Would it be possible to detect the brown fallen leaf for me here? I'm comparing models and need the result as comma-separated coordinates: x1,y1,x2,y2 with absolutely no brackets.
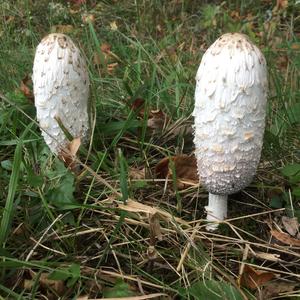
4,15,15,23
130,100,188,141
69,137,81,156
129,167,145,180
282,216,299,236
147,109,168,131
82,14,95,24
274,0,288,10
291,43,300,50
149,213,162,242
58,137,81,172
240,265,275,289
271,229,300,246
101,43,111,54
131,98,145,116
40,273,65,295
93,51,104,67
230,10,241,21
20,75,33,102
165,46,178,63
155,155,198,189
24,273,65,296
131,103,169,133
93,44,118,74
158,117,193,147
260,281,296,299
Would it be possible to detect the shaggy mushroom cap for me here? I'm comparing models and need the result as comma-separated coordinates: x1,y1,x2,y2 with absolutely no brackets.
193,33,268,195
32,33,89,154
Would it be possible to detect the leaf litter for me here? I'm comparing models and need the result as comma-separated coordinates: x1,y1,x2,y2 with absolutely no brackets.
155,155,198,189
281,216,299,236
240,265,275,290
19,75,33,102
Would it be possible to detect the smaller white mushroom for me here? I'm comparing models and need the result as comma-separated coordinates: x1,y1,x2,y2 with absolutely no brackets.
32,33,89,154
193,33,268,230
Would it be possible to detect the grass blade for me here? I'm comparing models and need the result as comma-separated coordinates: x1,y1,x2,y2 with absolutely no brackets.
118,148,129,204
0,139,22,247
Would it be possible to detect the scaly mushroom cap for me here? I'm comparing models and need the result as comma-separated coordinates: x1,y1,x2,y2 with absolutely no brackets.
193,33,268,195
32,33,89,154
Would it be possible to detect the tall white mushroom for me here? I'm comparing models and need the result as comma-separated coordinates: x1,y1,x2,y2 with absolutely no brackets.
32,33,89,154
193,33,268,231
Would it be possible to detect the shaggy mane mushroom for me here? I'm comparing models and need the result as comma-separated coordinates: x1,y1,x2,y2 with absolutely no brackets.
193,33,268,231
32,33,89,155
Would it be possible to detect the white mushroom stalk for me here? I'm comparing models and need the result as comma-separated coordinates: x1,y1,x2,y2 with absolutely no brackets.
193,33,268,231
32,33,89,155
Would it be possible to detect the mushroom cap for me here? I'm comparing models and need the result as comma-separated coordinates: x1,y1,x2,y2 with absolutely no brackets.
193,33,268,195
32,33,89,154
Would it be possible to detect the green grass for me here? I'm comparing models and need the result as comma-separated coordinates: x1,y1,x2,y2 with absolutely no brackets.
0,0,300,299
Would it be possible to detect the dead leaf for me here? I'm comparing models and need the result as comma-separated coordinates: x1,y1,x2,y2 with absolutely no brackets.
93,52,103,66
20,75,33,101
4,15,15,24
39,273,65,295
155,155,198,189
230,10,241,20
276,55,288,71
58,137,81,172
240,265,275,289
24,279,34,290
51,25,74,34
260,281,296,299
275,0,288,10
131,98,145,116
291,43,300,50
282,216,299,236
129,101,174,135
271,229,300,246
162,117,193,142
101,43,111,54
24,273,64,296
82,14,95,24
147,109,168,131
149,213,162,242
93,44,118,73
147,245,158,261
69,137,81,156
165,46,178,63
129,168,145,180
110,21,118,31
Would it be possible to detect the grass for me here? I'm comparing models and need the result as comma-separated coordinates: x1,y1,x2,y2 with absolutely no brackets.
0,0,300,299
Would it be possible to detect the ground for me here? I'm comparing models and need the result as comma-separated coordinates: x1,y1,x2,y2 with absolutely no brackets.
0,0,300,299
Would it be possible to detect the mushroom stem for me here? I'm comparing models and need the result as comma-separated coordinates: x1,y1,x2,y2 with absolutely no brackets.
205,193,228,231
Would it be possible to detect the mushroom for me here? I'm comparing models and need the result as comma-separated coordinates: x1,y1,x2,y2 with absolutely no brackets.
193,33,268,231
32,33,89,155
